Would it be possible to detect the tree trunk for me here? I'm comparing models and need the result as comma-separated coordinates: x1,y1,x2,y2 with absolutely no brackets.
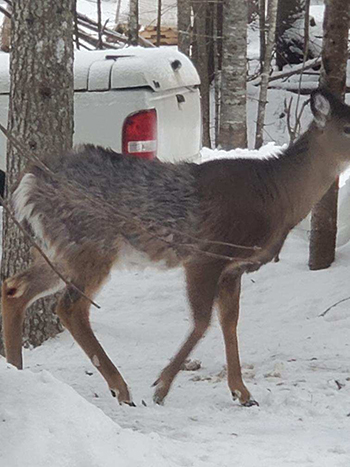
177,0,191,56
309,0,350,271
0,0,74,354
192,0,211,148
255,0,278,149
128,0,139,46
217,0,248,150
0,4,11,52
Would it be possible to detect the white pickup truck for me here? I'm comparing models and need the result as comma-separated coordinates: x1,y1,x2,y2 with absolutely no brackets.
0,47,202,178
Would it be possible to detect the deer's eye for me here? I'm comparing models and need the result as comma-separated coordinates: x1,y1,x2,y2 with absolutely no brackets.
344,126,350,135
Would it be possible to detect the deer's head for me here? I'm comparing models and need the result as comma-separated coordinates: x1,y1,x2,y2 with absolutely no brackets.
311,89,350,165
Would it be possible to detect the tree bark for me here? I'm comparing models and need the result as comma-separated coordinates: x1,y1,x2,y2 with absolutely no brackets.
177,0,191,56
128,0,139,46
218,0,248,150
309,0,350,271
255,0,278,149
0,0,74,354
192,0,211,148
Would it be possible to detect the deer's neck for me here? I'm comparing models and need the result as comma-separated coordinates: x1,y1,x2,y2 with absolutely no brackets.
277,131,343,226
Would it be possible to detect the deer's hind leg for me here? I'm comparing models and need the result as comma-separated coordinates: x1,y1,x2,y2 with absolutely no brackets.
2,260,65,369
153,260,225,405
55,256,133,406
217,272,258,407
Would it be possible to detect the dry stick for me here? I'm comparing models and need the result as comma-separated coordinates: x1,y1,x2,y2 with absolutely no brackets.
0,124,260,266
0,196,101,309
0,5,10,18
319,297,350,317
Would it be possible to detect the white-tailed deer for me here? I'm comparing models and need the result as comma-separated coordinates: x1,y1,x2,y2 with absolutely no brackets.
2,89,350,407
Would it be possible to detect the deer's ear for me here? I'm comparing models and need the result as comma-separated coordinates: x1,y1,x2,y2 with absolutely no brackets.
311,91,332,128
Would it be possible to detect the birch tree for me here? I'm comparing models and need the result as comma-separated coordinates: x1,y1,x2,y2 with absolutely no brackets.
255,0,278,149
309,0,350,270
0,0,74,353
128,0,139,46
177,0,191,56
218,0,247,149
192,0,210,147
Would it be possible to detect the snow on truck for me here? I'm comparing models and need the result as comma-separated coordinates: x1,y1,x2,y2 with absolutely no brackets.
0,46,202,175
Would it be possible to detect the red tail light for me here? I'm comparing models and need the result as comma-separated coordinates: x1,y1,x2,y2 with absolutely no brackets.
122,109,157,160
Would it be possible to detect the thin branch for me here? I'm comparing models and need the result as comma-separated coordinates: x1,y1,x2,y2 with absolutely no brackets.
0,5,11,18
319,296,350,317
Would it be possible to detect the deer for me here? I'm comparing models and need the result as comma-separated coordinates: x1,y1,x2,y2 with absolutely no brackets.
2,89,350,407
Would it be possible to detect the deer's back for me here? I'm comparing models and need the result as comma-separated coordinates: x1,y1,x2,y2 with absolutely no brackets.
12,145,200,266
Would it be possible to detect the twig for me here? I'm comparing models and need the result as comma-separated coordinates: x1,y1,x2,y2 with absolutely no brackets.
0,5,11,18
319,296,350,317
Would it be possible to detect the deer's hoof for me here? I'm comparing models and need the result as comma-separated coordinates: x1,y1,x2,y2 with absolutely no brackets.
241,398,259,407
231,390,259,407
152,380,169,405
110,388,135,406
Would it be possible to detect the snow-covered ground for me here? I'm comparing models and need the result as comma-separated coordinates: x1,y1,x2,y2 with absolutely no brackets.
1,142,350,467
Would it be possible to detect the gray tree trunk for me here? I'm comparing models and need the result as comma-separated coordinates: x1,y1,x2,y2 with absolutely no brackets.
0,0,74,354
192,0,211,148
255,0,278,149
309,0,350,271
128,0,139,46
177,0,191,56
218,0,248,150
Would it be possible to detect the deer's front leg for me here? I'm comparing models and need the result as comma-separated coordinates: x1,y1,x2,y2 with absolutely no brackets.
217,273,258,407
56,287,134,406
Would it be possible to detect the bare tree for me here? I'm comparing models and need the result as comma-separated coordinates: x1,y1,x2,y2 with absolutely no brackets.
128,0,139,46
218,0,248,149
309,0,350,270
255,0,278,149
177,0,191,56
192,0,211,148
0,0,74,353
